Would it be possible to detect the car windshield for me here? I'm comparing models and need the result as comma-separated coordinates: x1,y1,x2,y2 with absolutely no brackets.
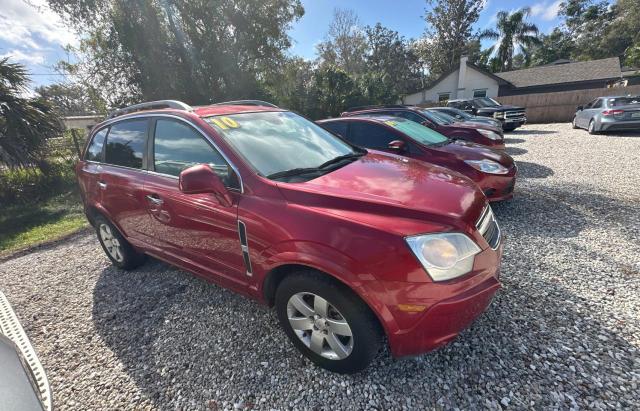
417,109,451,125
473,97,501,108
204,111,359,179
427,110,459,123
609,96,640,107
441,108,471,120
382,118,449,146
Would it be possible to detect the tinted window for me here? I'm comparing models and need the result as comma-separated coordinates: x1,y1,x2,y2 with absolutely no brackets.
321,121,349,138
592,99,603,109
85,127,108,162
105,120,147,169
610,96,640,106
153,119,237,187
205,111,355,179
383,118,449,146
348,122,396,148
392,110,425,124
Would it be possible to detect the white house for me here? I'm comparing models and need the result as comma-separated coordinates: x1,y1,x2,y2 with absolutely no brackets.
403,56,504,104
402,56,623,104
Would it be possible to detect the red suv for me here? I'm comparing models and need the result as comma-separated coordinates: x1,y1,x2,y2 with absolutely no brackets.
77,100,502,373
318,116,517,201
341,105,505,149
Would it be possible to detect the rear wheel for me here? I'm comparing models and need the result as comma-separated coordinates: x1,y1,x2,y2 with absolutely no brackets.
94,215,146,270
275,270,382,373
572,117,578,129
588,119,598,135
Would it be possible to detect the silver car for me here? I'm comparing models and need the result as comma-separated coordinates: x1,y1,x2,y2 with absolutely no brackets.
573,96,640,134
428,107,503,130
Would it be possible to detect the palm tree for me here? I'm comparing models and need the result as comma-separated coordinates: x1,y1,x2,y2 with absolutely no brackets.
479,8,542,71
0,58,63,171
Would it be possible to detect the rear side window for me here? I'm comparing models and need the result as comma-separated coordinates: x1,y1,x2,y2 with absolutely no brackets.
321,121,348,138
392,110,426,124
153,119,238,188
104,119,148,169
592,99,603,109
348,122,396,148
85,127,108,162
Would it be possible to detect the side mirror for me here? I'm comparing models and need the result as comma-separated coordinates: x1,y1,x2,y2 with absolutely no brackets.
388,140,407,153
576,105,583,111
179,164,233,207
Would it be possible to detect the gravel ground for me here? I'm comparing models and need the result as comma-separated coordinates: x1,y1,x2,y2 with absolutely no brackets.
1,123,639,410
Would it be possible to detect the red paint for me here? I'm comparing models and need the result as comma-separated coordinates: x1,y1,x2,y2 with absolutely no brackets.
76,105,502,358
319,117,517,201
341,106,505,149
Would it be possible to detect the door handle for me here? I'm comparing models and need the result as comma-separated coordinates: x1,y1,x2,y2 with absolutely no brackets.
98,181,107,189
145,194,164,205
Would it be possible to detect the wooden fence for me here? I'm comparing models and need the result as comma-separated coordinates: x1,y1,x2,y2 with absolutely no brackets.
496,85,640,123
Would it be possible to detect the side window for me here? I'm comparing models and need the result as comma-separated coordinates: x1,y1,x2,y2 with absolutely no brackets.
104,120,148,169
85,127,108,162
153,119,239,189
585,99,597,109
321,121,348,138
348,122,397,149
592,99,603,109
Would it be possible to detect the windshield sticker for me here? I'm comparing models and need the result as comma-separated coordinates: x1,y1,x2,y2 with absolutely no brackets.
384,120,397,127
207,116,239,130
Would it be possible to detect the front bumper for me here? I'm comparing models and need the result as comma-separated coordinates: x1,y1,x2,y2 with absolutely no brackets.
381,244,503,357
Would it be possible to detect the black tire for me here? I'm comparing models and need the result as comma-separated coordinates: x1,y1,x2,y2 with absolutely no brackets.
588,119,598,135
503,125,516,132
94,215,146,270
572,117,578,129
275,270,382,374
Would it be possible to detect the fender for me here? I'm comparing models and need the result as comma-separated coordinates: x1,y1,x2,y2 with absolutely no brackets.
256,240,400,337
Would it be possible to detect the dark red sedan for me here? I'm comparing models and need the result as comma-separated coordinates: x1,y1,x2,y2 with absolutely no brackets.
341,104,505,149
319,116,516,201
77,100,502,373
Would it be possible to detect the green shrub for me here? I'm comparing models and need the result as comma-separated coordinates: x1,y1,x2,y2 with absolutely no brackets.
0,162,77,205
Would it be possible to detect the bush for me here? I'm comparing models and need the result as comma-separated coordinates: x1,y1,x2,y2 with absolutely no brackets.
0,162,77,205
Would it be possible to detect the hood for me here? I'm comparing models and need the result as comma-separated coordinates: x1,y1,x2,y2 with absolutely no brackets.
433,140,514,165
276,151,485,231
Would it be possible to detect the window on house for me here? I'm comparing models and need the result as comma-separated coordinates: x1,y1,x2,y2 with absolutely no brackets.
438,93,451,102
473,89,487,98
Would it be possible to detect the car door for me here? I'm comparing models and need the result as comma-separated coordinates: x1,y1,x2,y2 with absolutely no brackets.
347,121,410,154
142,117,247,286
99,118,152,243
77,126,109,209
577,99,597,127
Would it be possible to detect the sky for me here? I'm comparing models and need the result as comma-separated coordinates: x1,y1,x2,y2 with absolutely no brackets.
0,0,565,90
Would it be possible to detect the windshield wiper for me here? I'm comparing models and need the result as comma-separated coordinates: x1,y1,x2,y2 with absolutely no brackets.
267,151,365,181
317,151,365,169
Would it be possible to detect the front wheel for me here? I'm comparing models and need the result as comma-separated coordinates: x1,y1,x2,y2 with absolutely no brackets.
275,271,382,373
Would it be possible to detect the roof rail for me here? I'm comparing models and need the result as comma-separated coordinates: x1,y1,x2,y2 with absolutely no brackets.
343,104,411,113
107,100,192,119
212,100,279,108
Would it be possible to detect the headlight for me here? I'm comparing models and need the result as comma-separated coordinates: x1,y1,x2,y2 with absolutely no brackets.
477,129,502,140
405,233,481,281
464,159,509,174
493,112,504,119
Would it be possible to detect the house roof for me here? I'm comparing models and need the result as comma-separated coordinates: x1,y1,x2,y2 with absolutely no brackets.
495,57,621,88
410,62,511,96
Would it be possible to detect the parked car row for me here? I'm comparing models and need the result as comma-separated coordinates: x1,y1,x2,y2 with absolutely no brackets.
75,99,506,374
573,95,640,134
447,97,527,131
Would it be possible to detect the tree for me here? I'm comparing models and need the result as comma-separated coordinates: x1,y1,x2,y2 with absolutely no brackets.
47,0,304,107
307,66,364,119
419,0,486,79
0,59,64,171
479,8,541,71
364,23,423,99
35,83,106,116
316,8,368,76
528,28,575,66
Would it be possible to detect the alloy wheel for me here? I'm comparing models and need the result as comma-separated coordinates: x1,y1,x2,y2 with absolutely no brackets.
286,292,354,360
99,224,124,262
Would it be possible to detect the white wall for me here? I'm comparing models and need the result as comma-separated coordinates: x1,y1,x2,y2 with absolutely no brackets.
402,65,500,104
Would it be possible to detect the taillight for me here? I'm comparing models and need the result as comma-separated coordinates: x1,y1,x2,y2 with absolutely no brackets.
602,109,624,116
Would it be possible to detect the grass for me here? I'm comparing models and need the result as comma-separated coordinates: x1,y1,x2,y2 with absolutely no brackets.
0,189,89,256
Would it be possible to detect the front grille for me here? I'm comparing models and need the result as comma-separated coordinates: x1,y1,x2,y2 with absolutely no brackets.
476,205,501,249
505,110,526,119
